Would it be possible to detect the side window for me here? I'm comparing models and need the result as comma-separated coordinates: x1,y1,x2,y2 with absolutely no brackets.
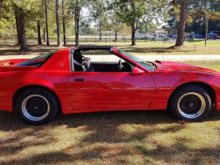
73,49,133,73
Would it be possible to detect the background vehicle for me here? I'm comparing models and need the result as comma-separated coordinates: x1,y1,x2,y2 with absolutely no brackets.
207,31,220,40
194,33,205,38
151,34,169,41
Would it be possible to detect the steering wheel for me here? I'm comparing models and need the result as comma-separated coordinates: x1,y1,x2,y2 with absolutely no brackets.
118,59,123,71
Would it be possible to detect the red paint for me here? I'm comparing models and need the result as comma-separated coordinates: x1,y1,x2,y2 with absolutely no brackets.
0,47,220,115
132,66,145,73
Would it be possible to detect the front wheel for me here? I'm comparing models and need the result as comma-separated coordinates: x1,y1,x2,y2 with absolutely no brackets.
16,87,59,125
168,85,212,122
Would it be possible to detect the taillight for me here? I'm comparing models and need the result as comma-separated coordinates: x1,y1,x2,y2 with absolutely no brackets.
216,33,218,36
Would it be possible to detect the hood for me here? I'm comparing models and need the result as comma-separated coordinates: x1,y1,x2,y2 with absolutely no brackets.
154,61,219,74
0,59,29,67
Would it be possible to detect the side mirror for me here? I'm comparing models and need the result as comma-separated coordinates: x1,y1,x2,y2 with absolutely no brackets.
132,66,145,73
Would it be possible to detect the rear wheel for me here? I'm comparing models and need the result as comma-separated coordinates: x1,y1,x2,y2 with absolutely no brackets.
213,36,216,40
168,85,211,122
16,87,58,125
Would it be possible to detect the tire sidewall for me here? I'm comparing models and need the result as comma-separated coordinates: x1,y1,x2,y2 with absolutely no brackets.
16,88,58,125
169,86,211,122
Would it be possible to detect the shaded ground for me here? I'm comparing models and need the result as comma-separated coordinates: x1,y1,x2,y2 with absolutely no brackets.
0,45,59,56
1,40,220,56
0,109,220,165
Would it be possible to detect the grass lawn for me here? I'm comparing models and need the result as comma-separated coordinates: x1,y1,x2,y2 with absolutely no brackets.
1,39,220,55
179,60,220,71
0,109,220,165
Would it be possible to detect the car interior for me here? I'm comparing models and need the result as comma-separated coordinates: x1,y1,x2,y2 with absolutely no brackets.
73,48,134,72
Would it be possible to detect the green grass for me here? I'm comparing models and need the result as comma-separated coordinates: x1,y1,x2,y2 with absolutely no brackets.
0,109,219,165
177,60,220,71
1,39,220,55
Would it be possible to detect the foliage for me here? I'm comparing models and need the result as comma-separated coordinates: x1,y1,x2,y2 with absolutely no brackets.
119,24,131,38
115,0,170,30
167,0,220,34
89,0,111,39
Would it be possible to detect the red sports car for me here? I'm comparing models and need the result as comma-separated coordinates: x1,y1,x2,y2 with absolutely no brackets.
0,46,219,125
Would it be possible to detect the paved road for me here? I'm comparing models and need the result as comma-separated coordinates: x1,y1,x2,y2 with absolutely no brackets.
1,54,220,62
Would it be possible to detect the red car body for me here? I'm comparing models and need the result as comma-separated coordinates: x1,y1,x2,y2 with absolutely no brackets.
0,46,220,121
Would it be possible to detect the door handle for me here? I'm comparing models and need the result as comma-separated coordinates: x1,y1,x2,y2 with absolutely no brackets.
74,79,84,82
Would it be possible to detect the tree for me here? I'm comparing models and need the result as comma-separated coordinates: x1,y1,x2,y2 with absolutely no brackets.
90,0,109,40
66,22,75,37
2,0,43,50
56,0,62,47
170,0,220,47
175,0,187,46
69,0,88,46
0,6,16,42
108,2,124,41
115,0,169,46
37,20,42,44
45,0,49,45
62,0,66,45
74,0,80,46
119,24,131,39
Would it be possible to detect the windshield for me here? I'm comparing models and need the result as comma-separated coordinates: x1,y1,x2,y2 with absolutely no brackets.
117,49,155,71
15,52,55,67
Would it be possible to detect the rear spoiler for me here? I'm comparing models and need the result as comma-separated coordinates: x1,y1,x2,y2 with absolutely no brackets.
0,66,37,72
0,59,29,67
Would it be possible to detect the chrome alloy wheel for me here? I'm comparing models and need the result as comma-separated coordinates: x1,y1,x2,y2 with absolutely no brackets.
177,92,206,119
22,94,50,121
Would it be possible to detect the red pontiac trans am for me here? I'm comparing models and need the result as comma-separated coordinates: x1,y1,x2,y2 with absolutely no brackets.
0,46,219,125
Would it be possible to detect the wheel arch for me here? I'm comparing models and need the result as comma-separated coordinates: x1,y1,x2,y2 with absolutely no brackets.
168,82,215,106
13,85,62,112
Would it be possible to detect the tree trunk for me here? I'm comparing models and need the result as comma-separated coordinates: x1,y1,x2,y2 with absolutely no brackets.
56,0,62,47
15,13,21,44
205,18,208,46
175,0,187,46
131,23,136,46
99,20,101,40
131,30,136,46
19,9,28,51
131,3,136,46
45,0,49,45
74,4,80,47
43,28,46,42
115,30,117,41
37,21,42,45
62,0,66,45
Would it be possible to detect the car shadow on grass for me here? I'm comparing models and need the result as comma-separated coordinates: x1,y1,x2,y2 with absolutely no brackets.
0,109,219,165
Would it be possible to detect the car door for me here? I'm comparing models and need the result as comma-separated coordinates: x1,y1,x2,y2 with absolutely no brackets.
68,71,155,110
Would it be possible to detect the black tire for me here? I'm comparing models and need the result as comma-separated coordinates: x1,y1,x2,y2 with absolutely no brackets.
16,87,59,125
168,85,211,122
213,36,216,40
